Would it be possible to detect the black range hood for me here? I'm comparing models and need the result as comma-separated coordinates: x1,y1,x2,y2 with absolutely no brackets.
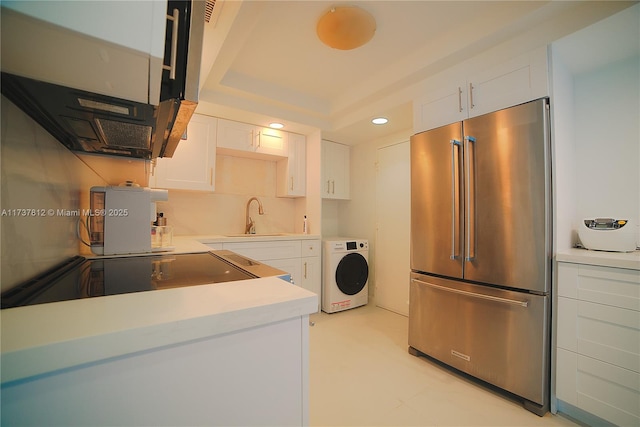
1,72,180,159
0,0,206,160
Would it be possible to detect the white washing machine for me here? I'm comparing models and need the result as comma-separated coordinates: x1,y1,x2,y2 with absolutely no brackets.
322,238,369,313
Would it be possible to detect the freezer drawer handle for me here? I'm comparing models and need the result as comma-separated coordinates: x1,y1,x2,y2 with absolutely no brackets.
411,279,529,308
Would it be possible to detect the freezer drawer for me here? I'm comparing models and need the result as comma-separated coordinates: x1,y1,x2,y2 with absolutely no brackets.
408,273,550,412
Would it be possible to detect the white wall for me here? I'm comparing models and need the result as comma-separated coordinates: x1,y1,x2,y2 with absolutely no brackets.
550,53,578,252
1,96,107,291
552,4,640,248
156,155,297,236
574,56,639,234
336,130,413,297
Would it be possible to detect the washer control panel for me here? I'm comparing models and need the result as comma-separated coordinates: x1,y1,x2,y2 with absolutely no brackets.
327,239,368,252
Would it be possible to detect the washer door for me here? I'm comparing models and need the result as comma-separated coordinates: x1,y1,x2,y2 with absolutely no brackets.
335,253,369,295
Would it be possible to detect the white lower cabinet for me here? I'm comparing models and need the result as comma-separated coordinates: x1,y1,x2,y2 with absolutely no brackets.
208,239,321,312
555,261,640,426
1,316,310,426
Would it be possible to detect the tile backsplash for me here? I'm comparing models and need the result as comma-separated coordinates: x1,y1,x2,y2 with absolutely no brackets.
1,96,106,291
156,155,297,236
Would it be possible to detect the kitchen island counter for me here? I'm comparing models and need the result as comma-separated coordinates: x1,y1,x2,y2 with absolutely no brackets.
1,274,317,425
1,275,317,384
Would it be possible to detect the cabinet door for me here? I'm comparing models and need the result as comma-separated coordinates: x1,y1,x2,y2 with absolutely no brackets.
223,241,302,261
468,46,549,118
153,114,217,191
413,65,468,133
300,256,321,312
277,133,306,197
216,118,255,152
321,140,350,200
256,128,287,157
1,6,159,105
265,258,302,287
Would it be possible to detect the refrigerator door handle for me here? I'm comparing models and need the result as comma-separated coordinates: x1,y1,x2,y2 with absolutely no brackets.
464,136,476,261
411,279,529,308
450,139,462,260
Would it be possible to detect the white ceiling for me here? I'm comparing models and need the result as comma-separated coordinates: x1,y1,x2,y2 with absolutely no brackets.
196,0,637,145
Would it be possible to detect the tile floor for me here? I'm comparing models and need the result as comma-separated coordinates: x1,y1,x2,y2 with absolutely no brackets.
308,303,580,427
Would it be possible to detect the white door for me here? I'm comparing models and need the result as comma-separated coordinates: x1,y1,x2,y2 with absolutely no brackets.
375,141,411,316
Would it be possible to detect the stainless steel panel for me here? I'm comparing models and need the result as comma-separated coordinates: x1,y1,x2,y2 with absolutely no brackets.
408,272,549,407
410,122,464,278
462,99,551,293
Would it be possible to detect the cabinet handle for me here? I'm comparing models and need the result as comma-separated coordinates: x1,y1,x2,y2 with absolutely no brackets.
458,86,463,112
210,168,214,186
450,139,462,260
469,82,475,109
327,180,331,194
163,9,180,80
290,176,294,191
411,279,528,307
256,131,261,148
331,180,335,194
304,262,307,279
464,136,476,261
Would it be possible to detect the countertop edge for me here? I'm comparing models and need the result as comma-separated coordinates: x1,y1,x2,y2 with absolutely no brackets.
1,277,318,385
555,248,640,270
189,233,322,244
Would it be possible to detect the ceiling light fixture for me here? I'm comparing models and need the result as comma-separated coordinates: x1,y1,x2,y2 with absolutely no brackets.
269,122,284,129
316,6,376,50
372,117,388,125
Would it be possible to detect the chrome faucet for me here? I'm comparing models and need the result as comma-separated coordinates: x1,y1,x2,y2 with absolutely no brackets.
245,197,264,234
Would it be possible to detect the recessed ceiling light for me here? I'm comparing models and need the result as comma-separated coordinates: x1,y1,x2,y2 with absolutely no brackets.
269,122,284,129
372,117,388,125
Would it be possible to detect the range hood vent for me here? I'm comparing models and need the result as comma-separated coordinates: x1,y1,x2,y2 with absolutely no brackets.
205,0,216,23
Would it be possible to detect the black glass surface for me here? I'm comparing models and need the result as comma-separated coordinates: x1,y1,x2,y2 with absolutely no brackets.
1,252,255,309
335,253,369,296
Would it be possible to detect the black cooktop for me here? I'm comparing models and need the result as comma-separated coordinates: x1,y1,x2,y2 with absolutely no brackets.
1,252,256,309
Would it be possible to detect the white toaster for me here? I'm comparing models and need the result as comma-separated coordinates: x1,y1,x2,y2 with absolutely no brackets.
578,218,637,252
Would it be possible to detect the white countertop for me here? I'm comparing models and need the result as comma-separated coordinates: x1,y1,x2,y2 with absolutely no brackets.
556,248,640,270
1,274,317,385
82,234,322,259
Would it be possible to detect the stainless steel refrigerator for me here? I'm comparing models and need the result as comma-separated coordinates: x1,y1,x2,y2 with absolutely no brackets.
409,98,552,416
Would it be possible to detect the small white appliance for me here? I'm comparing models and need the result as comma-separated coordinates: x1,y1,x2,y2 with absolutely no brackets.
322,238,369,313
578,218,637,252
89,184,169,256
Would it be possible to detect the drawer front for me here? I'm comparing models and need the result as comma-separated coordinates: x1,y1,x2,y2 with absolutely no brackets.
558,296,640,373
301,240,320,257
223,241,301,261
557,262,640,311
409,273,549,406
557,347,640,427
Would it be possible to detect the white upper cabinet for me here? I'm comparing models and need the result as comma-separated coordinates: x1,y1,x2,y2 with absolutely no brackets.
321,140,350,200
216,119,255,152
152,114,217,192
256,127,288,158
1,1,166,105
217,119,288,159
277,133,306,198
414,46,550,132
